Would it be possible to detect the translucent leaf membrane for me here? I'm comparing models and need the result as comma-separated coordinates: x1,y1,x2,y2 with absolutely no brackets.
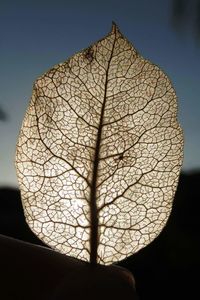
16,23,183,265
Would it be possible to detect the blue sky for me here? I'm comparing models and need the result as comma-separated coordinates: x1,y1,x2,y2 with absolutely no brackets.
0,0,199,187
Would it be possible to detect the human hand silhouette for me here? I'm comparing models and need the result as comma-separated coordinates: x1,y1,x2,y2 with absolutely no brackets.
0,235,138,300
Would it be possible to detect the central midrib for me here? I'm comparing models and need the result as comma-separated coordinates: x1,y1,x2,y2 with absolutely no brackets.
89,28,117,265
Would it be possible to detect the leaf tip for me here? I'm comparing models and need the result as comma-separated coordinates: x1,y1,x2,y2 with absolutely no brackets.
111,21,120,34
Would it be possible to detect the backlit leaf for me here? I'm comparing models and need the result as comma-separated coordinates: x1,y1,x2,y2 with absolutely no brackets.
15,23,183,265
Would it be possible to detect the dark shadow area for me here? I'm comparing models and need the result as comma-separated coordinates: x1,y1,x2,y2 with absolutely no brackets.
0,171,200,299
171,0,200,41
0,107,8,121
120,171,200,299
0,187,45,247
0,235,137,300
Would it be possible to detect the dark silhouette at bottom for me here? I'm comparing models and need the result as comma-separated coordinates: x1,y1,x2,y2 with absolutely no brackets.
0,235,137,300
0,171,200,299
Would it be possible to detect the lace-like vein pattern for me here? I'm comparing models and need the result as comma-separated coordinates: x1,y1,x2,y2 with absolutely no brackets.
16,24,183,265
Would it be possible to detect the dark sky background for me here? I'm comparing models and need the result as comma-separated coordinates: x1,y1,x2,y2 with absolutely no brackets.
0,0,200,187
